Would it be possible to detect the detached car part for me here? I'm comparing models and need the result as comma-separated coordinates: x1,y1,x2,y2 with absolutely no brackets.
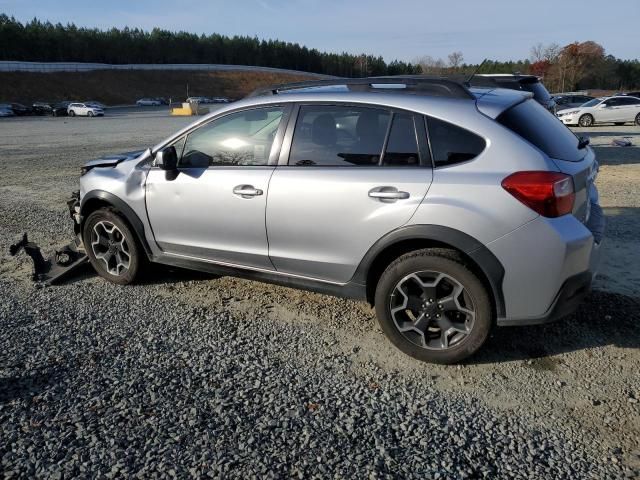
9,192,88,284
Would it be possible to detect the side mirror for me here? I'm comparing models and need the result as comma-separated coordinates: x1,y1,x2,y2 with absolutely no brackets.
599,103,609,108
155,146,177,170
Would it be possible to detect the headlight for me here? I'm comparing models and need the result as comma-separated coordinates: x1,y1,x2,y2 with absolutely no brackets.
558,110,579,117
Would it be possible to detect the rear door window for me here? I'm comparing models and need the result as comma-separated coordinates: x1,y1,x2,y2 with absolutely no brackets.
426,117,486,167
288,105,390,166
498,99,585,162
382,113,421,166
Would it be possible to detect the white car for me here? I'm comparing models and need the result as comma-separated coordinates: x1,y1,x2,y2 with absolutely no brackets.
136,98,162,106
557,96,640,126
186,96,208,104
68,103,104,117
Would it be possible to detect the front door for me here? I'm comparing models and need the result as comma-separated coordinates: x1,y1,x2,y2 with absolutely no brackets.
145,105,289,269
266,104,433,283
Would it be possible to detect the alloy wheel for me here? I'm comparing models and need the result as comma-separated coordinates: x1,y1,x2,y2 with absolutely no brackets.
91,221,131,276
389,271,476,350
579,115,593,127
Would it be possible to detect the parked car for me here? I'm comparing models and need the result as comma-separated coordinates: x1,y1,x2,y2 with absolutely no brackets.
556,96,640,126
208,97,230,104
32,102,53,115
617,91,640,98
136,98,162,106
68,102,104,117
84,100,106,109
51,102,71,117
472,74,556,111
0,106,15,117
187,97,209,103
6,103,33,116
552,94,595,112
74,76,604,364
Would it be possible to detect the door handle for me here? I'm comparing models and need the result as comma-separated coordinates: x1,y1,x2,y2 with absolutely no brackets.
368,187,410,201
233,185,263,198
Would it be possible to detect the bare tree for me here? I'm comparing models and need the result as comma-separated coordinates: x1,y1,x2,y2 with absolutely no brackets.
543,42,561,62
530,43,545,62
415,55,446,74
447,51,464,68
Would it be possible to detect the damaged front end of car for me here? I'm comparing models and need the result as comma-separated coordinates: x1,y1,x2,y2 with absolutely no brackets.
9,191,88,284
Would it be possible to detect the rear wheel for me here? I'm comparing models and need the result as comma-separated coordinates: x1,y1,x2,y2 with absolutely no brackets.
374,249,492,364
83,208,143,285
578,114,593,127
88,111,94,117
68,110,75,117
636,113,640,126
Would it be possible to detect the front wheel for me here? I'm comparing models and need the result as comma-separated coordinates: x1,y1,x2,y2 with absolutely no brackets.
68,110,75,117
374,249,492,364
88,111,94,117
636,113,640,126
578,114,593,127
83,208,143,285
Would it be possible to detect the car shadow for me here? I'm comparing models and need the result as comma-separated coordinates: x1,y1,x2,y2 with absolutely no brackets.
138,264,221,285
469,290,639,365
0,366,66,404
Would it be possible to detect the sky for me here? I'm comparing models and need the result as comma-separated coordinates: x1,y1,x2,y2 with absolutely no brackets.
2,0,639,64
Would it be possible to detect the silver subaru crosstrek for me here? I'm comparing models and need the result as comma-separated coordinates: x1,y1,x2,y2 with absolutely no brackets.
74,77,605,363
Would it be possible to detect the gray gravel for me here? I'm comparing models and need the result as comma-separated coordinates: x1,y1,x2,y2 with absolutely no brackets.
1,113,639,478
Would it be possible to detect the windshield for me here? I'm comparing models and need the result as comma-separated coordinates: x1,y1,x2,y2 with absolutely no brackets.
581,99,601,107
498,99,586,162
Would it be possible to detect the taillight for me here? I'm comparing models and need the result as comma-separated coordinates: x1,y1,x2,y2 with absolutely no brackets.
501,171,575,217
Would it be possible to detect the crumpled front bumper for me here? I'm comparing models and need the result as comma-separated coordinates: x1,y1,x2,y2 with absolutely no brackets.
9,191,88,284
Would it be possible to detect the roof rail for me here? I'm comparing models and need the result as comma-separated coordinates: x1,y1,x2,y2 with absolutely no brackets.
247,76,475,100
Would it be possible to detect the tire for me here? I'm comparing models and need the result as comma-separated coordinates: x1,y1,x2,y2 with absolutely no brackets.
636,114,640,126
68,110,75,117
374,248,492,364
83,208,143,285
88,111,94,117
578,114,593,127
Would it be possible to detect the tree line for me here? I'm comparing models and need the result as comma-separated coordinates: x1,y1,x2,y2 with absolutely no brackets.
1,15,638,90
0,15,418,77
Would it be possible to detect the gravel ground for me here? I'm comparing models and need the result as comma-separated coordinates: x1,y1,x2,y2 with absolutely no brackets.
1,113,639,479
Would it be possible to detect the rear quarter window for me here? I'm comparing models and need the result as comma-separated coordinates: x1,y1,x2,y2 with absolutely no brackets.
426,117,486,167
497,100,585,162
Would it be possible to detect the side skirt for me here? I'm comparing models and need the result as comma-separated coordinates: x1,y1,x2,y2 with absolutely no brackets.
153,254,367,301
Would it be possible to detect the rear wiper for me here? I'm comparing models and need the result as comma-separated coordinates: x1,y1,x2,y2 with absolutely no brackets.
578,136,590,149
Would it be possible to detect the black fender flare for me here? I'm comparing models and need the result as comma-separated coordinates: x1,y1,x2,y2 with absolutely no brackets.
351,225,506,318
80,190,153,257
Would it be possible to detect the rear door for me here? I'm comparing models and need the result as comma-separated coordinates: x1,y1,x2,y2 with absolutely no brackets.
597,97,623,123
614,97,640,122
266,104,432,283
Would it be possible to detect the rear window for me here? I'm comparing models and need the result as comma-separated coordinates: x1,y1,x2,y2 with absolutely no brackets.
498,99,585,162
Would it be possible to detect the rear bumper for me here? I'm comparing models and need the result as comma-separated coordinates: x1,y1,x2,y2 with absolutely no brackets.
492,204,605,326
498,271,592,326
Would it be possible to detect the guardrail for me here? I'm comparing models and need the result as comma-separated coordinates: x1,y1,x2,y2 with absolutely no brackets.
0,61,331,77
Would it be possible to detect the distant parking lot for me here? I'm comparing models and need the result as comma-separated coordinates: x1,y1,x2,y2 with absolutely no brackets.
1,111,639,477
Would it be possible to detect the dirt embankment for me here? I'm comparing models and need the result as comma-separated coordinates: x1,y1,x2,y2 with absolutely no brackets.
0,70,316,105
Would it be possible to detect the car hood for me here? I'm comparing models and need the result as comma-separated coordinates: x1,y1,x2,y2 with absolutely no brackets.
83,150,146,170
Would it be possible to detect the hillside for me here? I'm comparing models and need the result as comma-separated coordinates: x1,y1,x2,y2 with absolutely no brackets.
0,69,318,105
